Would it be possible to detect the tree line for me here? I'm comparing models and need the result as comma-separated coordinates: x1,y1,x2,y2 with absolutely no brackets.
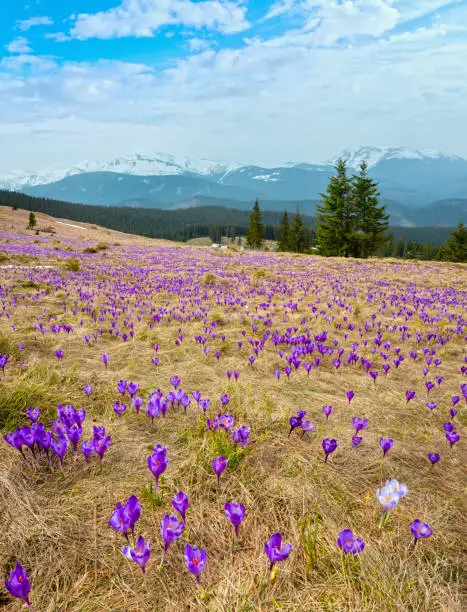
1,179,465,262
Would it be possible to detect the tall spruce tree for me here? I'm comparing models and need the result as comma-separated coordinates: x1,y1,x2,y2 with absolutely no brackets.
444,222,467,262
316,159,354,256
246,199,264,249
351,160,389,257
289,208,308,253
277,210,290,251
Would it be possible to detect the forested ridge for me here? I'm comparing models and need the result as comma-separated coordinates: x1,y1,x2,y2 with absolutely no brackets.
0,189,456,249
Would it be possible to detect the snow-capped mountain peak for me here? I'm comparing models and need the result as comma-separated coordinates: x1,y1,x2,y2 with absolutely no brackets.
0,152,244,191
324,145,465,169
0,146,465,191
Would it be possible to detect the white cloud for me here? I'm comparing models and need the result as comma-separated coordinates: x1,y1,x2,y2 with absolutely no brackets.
0,54,57,72
305,1,399,44
0,2,466,170
6,37,32,54
260,0,298,21
188,38,213,52
17,16,54,31
66,0,249,40
393,0,464,21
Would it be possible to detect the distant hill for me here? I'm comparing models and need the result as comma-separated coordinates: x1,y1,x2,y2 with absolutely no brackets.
0,190,455,246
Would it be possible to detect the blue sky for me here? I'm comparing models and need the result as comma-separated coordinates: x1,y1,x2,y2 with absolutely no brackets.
1,0,466,172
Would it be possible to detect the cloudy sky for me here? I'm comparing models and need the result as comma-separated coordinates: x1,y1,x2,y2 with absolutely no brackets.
1,0,466,172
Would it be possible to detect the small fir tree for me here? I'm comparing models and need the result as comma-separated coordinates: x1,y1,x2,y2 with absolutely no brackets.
27,212,37,229
444,222,467,262
289,208,308,253
277,210,290,251
246,199,264,249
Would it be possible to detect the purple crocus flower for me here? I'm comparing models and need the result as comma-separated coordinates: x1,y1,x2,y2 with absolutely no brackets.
55,349,64,361
428,453,440,466
200,398,211,414
220,393,230,406
67,423,82,453
352,435,363,448
234,371,240,381
172,491,189,520
122,536,151,574
231,425,252,448
125,495,141,537
83,385,93,396
192,391,202,405
4,562,31,607
405,390,416,404
289,410,306,433
109,503,131,539
451,395,460,406
132,396,143,414
50,435,68,465
410,519,433,541
337,529,365,554
26,407,41,423
224,501,246,538
301,420,314,437
322,405,333,420
101,353,109,368
443,422,454,433
212,456,227,487
160,513,185,556
117,380,127,396
0,353,9,373
322,438,338,463
127,382,139,398
380,438,394,457
109,495,141,540
113,401,127,417
264,533,293,570
446,431,459,448
352,417,368,434
426,401,437,412
218,414,235,430
3,429,24,458
82,440,94,461
170,375,181,389
346,390,354,404
148,444,168,490
206,417,219,431
184,544,207,584
93,433,111,460
450,408,458,420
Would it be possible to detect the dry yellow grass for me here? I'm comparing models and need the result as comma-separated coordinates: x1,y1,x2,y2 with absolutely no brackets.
0,206,465,611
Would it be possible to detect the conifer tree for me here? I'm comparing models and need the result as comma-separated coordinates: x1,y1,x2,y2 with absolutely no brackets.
316,159,354,256
444,222,467,262
351,160,389,257
246,199,264,249
289,208,308,253
27,212,37,229
277,210,290,251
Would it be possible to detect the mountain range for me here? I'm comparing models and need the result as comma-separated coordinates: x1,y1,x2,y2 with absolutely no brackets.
1,146,466,227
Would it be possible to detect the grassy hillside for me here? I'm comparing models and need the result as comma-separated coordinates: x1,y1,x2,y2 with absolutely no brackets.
0,209,465,610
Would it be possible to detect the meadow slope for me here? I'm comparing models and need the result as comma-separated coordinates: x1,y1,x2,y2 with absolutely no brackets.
0,207,465,611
